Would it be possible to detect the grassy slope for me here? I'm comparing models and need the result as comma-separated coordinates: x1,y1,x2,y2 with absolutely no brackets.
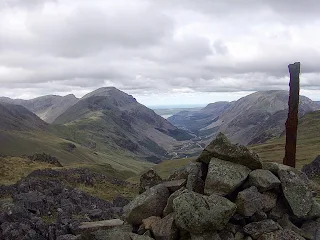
0,130,154,175
250,110,320,169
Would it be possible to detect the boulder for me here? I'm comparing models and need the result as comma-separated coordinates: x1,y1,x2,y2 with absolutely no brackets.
162,179,187,193
75,219,124,234
257,229,305,240
196,133,262,170
151,213,178,240
262,162,292,176
235,186,264,217
186,172,205,194
139,169,162,194
300,221,320,240
249,170,280,192
163,188,187,216
123,184,170,225
261,191,277,212
205,158,251,196
278,169,313,218
173,191,236,234
168,162,201,181
243,219,282,239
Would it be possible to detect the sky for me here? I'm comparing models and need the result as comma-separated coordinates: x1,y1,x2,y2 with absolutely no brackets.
1,0,320,107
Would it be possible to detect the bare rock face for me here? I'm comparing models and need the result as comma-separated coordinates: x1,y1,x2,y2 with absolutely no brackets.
249,169,281,192
197,133,262,170
205,158,251,196
139,169,163,194
123,184,170,225
173,191,236,234
278,169,313,218
235,186,264,217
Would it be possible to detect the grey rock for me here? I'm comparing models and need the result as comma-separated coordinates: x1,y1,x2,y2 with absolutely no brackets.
196,133,262,170
151,213,178,240
219,231,235,240
123,184,170,225
249,169,280,192
162,179,187,193
129,233,155,240
300,221,320,240
306,200,320,220
191,232,221,240
173,191,236,234
261,191,278,212
277,214,305,238
168,162,201,181
163,188,187,216
257,229,305,240
268,198,289,221
236,186,264,217
251,211,268,222
243,219,282,239
262,162,292,176
302,155,320,179
186,172,205,194
278,169,313,218
234,232,245,240
139,169,163,194
205,158,251,196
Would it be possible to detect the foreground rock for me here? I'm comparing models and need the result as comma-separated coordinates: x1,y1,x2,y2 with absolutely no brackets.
76,219,124,234
249,169,281,192
173,191,236,234
205,158,251,196
123,184,170,225
243,219,282,239
302,155,320,179
278,169,313,218
139,169,163,194
197,132,262,170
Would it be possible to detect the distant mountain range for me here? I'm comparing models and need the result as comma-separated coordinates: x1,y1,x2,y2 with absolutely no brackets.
168,90,320,146
0,87,193,164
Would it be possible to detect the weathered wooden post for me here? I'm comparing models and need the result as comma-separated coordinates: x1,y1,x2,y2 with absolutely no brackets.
283,62,300,168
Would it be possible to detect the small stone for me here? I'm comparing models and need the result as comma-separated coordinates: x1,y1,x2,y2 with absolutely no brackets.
261,191,277,212
234,232,245,240
250,211,267,222
151,213,178,240
162,179,187,192
141,216,161,230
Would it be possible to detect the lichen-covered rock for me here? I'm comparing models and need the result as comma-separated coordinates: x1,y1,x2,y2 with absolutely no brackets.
278,169,313,218
123,184,170,225
249,170,280,192
162,179,187,193
196,133,262,170
301,155,320,179
257,229,305,240
205,158,251,196
173,191,236,234
139,169,163,194
243,219,282,239
236,186,263,217
151,213,178,240
163,188,188,216
262,162,292,176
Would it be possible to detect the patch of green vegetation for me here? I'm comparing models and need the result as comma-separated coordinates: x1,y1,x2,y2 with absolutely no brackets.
250,110,320,169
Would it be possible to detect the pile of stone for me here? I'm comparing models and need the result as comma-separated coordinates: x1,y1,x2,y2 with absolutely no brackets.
120,133,320,240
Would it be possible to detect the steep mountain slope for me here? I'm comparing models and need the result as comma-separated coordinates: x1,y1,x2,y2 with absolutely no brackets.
53,87,193,162
0,103,47,131
0,94,78,123
0,102,153,172
251,110,320,169
168,101,231,133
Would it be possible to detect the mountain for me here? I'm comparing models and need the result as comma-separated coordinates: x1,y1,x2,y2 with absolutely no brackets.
53,87,193,162
0,102,47,131
168,101,232,133
169,91,319,146
0,94,78,123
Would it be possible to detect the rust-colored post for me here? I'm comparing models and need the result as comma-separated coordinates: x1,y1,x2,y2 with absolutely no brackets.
283,62,300,168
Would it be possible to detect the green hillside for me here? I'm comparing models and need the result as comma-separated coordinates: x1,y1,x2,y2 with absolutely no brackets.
250,110,320,169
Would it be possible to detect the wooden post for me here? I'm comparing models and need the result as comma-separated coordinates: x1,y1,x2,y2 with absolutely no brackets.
283,62,300,168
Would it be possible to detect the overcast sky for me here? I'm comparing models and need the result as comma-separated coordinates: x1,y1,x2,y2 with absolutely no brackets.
1,0,320,106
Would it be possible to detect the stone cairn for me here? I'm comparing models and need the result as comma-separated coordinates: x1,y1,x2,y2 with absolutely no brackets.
114,133,320,240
